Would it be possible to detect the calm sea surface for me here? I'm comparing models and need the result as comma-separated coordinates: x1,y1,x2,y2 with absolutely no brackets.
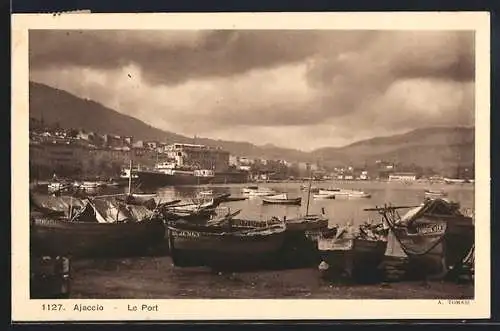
151,181,474,225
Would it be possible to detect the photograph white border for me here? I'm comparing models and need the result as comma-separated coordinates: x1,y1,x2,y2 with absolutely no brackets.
11,12,491,321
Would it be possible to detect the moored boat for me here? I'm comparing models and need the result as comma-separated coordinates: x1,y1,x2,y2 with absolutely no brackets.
47,180,73,195
300,184,320,193
262,193,302,205
319,188,371,199
313,193,336,199
198,190,213,196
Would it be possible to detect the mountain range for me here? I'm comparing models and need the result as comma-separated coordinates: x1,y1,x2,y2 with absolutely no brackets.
29,81,475,170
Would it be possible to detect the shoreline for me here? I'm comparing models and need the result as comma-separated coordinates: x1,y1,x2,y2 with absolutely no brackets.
69,256,474,300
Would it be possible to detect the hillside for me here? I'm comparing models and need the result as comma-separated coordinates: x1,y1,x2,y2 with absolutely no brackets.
311,127,475,170
29,82,475,170
29,81,311,161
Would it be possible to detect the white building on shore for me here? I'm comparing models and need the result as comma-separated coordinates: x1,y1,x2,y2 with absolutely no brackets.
388,172,418,182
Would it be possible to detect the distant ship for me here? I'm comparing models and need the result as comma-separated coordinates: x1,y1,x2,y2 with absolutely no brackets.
134,161,215,187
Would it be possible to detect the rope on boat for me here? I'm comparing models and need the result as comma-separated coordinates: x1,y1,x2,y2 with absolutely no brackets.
381,208,447,257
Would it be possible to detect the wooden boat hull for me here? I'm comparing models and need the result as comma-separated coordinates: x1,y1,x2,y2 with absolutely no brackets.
30,216,166,258
167,225,286,270
318,238,387,282
392,215,474,279
262,197,302,205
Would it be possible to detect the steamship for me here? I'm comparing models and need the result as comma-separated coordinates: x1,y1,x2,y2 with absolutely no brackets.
134,161,215,187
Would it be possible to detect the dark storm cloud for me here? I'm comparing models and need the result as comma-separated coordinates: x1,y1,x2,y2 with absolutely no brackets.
30,30,476,148
31,30,341,85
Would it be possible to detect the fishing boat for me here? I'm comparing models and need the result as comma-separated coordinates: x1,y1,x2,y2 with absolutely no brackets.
167,219,287,270
365,198,474,279
30,200,166,258
424,189,448,198
262,193,302,205
317,222,388,282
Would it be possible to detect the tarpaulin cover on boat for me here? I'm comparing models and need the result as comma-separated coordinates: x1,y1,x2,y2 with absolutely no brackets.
30,193,85,216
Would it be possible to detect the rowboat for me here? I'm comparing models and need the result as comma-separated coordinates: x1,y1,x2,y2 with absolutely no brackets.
300,184,319,193
313,193,336,199
242,186,276,197
366,199,474,280
30,202,166,258
130,192,157,199
262,193,302,205
167,220,287,270
317,223,388,282
319,188,371,199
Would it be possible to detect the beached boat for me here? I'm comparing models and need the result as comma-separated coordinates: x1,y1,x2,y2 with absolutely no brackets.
317,223,388,282
424,189,448,198
30,200,166,257
367,198,474,279
262,193,302,205
167,220,287,270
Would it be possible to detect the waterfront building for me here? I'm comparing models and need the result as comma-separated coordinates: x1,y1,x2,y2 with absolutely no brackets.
388,172,418,182
164,143,230,172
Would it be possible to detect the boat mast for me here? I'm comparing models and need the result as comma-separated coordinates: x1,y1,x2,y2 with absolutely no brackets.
305,170,313,216
128,159,133,195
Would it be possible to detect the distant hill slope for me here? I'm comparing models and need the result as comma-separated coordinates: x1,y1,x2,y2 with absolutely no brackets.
29,81,311,161
311,127,475,169
29,81,475,169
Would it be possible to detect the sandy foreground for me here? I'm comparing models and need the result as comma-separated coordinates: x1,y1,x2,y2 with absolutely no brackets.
69,257,473,299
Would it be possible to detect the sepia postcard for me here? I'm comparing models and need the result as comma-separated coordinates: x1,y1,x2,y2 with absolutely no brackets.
12,12,490,321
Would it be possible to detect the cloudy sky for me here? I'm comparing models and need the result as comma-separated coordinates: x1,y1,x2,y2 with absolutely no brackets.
29,30,475,151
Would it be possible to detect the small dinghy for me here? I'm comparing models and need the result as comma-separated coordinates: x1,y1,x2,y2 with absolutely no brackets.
262,193,302,205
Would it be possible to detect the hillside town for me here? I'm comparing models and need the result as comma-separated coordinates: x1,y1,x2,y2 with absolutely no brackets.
29,118,474,183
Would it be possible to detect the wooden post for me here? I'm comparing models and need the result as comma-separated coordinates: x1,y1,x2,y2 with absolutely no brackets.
128,159,133,196
305,170,313,216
